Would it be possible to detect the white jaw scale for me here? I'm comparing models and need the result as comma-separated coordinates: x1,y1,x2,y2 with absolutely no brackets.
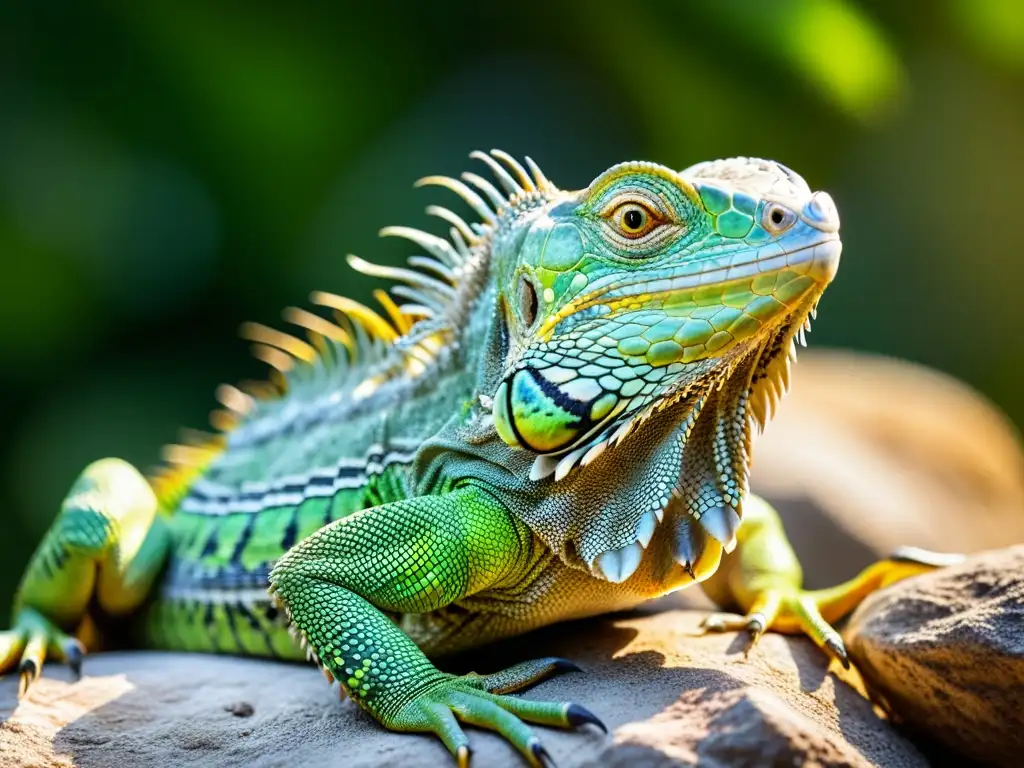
594,541,645,584
588,498,742,584
695,504,741,554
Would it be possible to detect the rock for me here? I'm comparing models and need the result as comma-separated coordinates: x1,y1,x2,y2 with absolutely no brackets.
5,350,1012,765
751,350,1024,588
0,611,925,767
846,546,1024,766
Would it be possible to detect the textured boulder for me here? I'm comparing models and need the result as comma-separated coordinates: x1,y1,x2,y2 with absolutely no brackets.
752,350,1024,588
846,546,1024,766
0,611,925,767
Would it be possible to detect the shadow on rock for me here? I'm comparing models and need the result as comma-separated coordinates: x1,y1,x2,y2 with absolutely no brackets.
0,609,929,767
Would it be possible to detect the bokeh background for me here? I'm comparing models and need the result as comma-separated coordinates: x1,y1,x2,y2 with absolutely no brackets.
2,1,1022,618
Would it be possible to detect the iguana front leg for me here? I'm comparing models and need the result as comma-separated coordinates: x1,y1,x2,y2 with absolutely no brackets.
269,481,604,767
699,493,961,663
0,458,170,693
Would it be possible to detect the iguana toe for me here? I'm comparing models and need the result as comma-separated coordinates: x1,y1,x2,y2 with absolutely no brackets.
1,607,85,697
473,656,583,695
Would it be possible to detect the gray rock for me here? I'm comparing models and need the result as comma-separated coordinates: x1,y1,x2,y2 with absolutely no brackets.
846,545,1024,766
0,611,925,767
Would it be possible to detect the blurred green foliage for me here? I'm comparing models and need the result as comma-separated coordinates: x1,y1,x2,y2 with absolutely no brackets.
1,1,1022,618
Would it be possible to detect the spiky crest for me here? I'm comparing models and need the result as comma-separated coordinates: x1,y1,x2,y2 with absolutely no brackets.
151,151,557,503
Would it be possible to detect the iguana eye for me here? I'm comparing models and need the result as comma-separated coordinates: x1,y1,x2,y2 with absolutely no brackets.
611,203,660,239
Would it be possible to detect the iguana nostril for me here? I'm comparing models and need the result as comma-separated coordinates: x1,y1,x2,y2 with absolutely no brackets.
803,191,840,232
518,274,539,331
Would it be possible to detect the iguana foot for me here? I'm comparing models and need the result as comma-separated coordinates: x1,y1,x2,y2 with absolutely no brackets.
700,591,851,667
390,668,605,767
701,546,964,667
0,607,85,697
2,458,168,696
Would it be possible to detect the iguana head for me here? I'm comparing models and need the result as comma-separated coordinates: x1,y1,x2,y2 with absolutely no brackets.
492,159,838,458
484,157,840,582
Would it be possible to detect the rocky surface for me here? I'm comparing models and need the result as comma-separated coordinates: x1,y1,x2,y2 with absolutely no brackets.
2,351,1021,767
846,546,1024,767
752,350,1024,589
0,611,926,768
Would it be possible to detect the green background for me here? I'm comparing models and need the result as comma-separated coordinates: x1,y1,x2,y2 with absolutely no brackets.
2,1,1022,618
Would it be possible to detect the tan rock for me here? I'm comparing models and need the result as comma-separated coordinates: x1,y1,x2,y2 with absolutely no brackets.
751,349,1024,588
0,611,924,767
846,546,1024,766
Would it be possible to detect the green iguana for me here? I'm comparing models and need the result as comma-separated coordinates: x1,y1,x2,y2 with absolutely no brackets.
0,152,947,766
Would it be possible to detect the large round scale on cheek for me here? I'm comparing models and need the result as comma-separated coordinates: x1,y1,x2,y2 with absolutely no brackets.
491,380,521,448
507,369,583,453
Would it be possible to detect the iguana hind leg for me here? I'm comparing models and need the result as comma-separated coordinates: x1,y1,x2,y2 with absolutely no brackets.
269,482,604,767
699,494,962,665
0,458,170,693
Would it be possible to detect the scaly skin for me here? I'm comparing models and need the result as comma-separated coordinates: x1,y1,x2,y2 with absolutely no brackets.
0,152,952,765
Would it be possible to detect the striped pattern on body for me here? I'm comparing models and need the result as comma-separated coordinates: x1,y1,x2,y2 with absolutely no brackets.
141,439,423,657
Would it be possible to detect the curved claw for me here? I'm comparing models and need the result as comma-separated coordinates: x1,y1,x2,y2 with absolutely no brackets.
745,612,767,636
531,740,557,768
566,703,607,733
699,611,773,660
64,638,85,680
741,613,769,658
549,658,583,674
0,607,86,697
18,659,38,699
824,636,850,669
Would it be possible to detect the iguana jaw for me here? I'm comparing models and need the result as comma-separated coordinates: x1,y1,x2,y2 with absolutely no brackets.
523,277,823,478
